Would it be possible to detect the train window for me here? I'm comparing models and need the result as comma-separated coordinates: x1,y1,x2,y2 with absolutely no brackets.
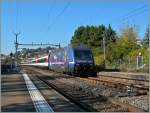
74,50,92,60
43,58,46,62
38,58,44,63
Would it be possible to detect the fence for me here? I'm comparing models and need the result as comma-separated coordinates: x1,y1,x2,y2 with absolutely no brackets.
105,57,149,73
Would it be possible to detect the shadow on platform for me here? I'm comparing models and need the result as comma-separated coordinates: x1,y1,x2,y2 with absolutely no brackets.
1,102,35,112
1,73,35,112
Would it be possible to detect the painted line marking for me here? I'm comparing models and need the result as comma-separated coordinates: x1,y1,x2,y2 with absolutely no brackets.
22,72,54,112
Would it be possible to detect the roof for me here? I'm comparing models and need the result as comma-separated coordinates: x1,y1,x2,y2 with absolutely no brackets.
68,43,90,50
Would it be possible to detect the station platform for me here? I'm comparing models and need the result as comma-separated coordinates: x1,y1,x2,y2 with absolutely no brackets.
1,73,35,112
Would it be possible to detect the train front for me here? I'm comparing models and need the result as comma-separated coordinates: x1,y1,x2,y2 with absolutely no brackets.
74,49,96,76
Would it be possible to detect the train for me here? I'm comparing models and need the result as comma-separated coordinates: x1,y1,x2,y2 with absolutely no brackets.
26,56,48,67
24,44,96,76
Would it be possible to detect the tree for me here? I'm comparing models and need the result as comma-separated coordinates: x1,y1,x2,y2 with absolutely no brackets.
70,25,116,49
143,24,149,48
104,24,117,47
106,25,140,64
107,38,127,62
121,25,140,50
71,26,86,44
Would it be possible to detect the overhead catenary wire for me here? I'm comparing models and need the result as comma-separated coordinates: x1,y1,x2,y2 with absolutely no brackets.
47,2,70,31
109,4,148,35
118,8,147,24
47,0,55,21
122,4,148,18
42,2,70,47
110,4,148,25
122,8,148,21
42,1,55,31
119,8,148,29
39,2,70,45
15,0,19,32
39,1,55,40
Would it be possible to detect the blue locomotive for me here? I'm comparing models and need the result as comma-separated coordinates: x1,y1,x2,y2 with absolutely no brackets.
48,43,96,76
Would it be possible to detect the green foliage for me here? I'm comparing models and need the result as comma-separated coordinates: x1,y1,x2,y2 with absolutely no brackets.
71,25,117,49
2,57,12,64
107,41,127,62
142,25,149,48
142,48,149,64
121,25,139,49
106,25,140,63
91,47,103,65
104,24,117,46
128,48,149,64
70,24,149,72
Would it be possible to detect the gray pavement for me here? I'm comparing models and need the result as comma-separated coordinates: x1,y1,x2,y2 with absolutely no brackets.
1,73,35,112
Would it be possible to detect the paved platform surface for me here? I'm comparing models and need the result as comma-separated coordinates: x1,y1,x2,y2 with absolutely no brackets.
1,73,35,112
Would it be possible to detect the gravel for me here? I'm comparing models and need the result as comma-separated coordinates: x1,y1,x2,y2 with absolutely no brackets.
26,67,149,111
118,95,149,111
56,76,149,111
60,77,126,97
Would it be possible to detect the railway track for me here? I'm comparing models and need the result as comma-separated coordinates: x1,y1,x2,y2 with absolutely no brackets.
26,70,129,112
97,74,149,87
23,66,146,112
76,75,149,95
25,66,148,95
28,66,149,91
26,71,86,112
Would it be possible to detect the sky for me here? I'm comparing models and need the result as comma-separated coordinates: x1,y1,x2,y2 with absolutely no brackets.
1,0,149,55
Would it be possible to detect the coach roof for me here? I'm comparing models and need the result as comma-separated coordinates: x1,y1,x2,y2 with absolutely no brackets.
68,43,90,50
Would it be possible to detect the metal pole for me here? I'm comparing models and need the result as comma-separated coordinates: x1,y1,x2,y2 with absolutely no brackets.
15,34,18,61
59,43,61,48
103,36,106,68
136,56,138,69
14,32,20,65
141,56,143,66
142,55,144,72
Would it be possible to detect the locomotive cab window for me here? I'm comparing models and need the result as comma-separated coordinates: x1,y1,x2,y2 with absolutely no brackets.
74,50,92,60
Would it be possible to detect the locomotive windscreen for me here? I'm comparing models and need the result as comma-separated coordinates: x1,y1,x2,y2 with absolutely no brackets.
74,50,92,60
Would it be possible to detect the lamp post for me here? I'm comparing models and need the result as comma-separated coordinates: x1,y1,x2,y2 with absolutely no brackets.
137,52,143,69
